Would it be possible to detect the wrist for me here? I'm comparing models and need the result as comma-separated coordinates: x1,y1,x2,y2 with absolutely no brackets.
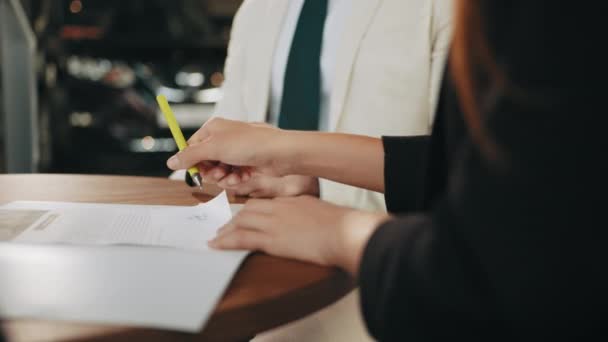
333,210,390,276
281,176,320,197
272,130,297,176
274,130,316,176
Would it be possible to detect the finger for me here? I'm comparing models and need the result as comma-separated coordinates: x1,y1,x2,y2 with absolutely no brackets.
249,191,271,198
241,198,277,214
222,172,244,187
216,168,259,195
252,175,283,198
167,138,219,171
199,162,218,178
279,195,314,203
236,167,254,182
216,222,236,236
200,166,226,184
199,160,218,173
234,183,259,196
199,162,226,175
217,166,251,187
213,164,232,182
208,229,269,251
187,117,224,145
225,179,259,196
187,130,210,145
215,209,273,237
241,171,252,182
229,210,274,232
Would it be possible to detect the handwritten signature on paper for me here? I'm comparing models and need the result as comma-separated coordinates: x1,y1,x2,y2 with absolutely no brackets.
187,214,208,222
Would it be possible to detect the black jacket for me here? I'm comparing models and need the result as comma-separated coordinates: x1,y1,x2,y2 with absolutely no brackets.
358,2,606,341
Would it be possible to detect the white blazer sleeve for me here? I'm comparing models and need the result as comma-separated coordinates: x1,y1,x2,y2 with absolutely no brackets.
212,1,252,120
428,0,454,124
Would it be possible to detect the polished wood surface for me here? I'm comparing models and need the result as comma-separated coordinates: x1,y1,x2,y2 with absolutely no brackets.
0,175,353,341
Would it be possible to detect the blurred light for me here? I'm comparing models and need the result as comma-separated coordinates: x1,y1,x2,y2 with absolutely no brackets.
45,63,58,87
70,112,93,127
99,60,112,73
158,86,187,103
102,63,135,88
67,56,82,77
194,88,223,104
128,138,176,153
70,0,83,14
210,72,224,87
176,71,205,88
141,136,156,151
60,25,103,40
82,58,102,80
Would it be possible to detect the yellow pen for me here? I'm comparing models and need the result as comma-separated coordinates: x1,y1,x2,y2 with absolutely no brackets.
156,95,203,190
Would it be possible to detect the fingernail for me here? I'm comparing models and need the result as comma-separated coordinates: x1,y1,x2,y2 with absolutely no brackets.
208,239,218,248
214,170,223,180
227,178,238,186
167,156,179,169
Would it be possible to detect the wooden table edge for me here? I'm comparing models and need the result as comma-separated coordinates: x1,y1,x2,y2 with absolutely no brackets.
0,174,355,341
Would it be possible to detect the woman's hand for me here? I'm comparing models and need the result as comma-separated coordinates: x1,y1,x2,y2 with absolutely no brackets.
216,172,320,198
167,118,292,182
166,117,386,193
209,196,389,275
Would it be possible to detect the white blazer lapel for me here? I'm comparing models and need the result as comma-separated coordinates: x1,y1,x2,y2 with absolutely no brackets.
248,1,290,123
328,0,383,131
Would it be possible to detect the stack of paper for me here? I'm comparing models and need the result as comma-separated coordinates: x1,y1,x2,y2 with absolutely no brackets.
0,192,249,332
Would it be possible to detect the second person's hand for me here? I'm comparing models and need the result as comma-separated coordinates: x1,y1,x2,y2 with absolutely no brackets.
221,174,320,198
209,196,390,275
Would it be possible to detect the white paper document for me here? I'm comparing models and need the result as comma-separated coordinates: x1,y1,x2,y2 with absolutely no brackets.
2,191,232,251
0,192,249,332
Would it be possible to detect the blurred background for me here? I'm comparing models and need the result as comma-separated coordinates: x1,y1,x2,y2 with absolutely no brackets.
0,0,242,176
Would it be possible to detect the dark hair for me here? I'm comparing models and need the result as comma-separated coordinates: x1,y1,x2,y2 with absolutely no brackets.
450,0,504,160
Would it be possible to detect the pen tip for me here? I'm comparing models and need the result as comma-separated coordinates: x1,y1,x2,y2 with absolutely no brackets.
192,173,204,191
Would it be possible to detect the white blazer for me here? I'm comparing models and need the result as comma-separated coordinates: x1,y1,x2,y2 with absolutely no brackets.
215,0,454,211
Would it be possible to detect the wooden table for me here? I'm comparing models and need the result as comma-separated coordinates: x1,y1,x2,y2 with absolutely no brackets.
0,175,353,341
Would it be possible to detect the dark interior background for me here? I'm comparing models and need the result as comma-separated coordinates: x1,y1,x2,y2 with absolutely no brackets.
2,0,242,176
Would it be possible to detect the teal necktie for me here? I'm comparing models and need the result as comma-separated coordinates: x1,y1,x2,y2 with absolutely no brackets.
278,0,329,130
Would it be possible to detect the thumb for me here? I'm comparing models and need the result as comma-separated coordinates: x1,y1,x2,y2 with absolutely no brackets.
167,139,217,171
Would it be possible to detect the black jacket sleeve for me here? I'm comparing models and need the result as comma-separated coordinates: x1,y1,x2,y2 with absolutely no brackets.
381,63,456,216
382,136,429,214
358,3,605,340
361,95,604,340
